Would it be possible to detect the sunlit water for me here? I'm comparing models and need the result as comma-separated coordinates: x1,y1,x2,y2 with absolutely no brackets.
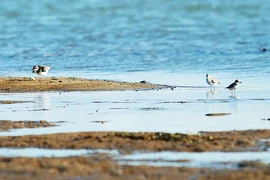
0,148,118,158
117,151,270,168
0,148,269,169
0,82,269,136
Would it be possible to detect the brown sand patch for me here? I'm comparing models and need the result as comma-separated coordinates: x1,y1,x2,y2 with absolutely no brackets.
0,130,269,179
0,155,202,180
0,77,167,92
0,155,269,180
0,120,55,132
0,130,269,152
0,100,33,104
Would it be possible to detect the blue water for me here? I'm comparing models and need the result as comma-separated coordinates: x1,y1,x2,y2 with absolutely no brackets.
1,0,270,78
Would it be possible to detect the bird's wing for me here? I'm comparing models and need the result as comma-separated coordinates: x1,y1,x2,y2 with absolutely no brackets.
211,79,216,83
211,77,219,84
226,82,236,89
40,66,51,72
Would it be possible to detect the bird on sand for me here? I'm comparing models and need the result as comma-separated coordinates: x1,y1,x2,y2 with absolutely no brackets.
32,65,51,78
206,74,220,91
225,79,242,96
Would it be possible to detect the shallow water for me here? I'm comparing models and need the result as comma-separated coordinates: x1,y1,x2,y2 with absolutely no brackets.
118,151,270,169
0,80,269,136
0,148,118,158
0,148,269,169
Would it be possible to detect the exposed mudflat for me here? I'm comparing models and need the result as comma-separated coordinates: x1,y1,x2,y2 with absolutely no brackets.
0,77,166,92
0,120,55,132
0,122,269,179
0,130,269,152
0,100,33,104
0,154,269,180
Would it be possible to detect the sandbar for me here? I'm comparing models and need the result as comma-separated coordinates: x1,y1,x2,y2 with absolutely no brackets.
0,129,269,152
0,129,269,180
0,77,168,92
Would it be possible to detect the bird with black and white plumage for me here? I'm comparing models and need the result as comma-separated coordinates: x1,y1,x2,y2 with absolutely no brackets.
226,79,242,96
206,74,220,91
32,65,51,78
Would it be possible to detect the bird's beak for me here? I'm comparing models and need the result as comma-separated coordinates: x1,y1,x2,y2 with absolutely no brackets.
240,82,242,83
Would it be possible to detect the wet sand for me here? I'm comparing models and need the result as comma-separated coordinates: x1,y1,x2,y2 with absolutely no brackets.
0,120,55,132
0,128,269,179
0,121,270,179
0,129,269,152
0,155,269,180
0,77,167,92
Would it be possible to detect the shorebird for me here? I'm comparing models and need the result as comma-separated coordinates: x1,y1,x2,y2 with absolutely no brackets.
226,79,242,96
206,74,220,91
32,65,51,78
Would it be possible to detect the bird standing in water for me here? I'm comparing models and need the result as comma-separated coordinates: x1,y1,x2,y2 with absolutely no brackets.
226,79,242,96
206,74,220,91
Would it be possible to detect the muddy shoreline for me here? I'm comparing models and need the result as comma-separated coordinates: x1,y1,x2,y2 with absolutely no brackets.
0,125,269,180
0,77,168,92
0,155,269,180
0,120,55,132
0,128,269,152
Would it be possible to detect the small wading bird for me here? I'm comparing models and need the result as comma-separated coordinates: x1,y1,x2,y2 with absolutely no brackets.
226,79,242,96
206,74,220,91
32,65,51,79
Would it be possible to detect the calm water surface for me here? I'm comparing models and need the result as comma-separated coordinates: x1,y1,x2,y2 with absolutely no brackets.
0,87,269,136
0,0,270,78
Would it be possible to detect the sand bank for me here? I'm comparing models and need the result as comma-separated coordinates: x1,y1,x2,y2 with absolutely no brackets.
0,123,269,179
0,155,268,180
0,120,54,132
0,77,168,92
0,129,269,153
